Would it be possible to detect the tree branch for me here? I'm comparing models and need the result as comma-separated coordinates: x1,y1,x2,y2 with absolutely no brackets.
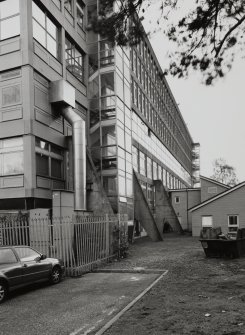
215,13,245,57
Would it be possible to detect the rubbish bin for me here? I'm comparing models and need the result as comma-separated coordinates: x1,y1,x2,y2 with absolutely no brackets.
200,238,245,258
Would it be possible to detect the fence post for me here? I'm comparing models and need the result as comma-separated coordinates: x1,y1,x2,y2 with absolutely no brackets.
105,214,109,258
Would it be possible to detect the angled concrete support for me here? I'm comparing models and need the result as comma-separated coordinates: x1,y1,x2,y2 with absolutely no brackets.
154,180,183,235
133,172,162,242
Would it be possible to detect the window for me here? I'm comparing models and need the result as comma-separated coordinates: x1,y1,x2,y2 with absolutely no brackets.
0,0,20,41
139,151,146,176
65,38,84,82
175,196,180,204
228,215,239,232
15,247,40,262
32,2,59,58
35,138,64,180
208,187,217,194
100,40,114,67
103,175,117,195
0,137,23,176
76,0,84,27
101,72,114,96
64,0,73,14
201,216,213,228
0,248,17,264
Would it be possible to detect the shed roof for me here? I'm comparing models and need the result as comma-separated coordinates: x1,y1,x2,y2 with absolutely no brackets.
189,181,245,212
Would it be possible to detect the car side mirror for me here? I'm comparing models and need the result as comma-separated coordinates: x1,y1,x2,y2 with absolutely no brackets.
40,254,47,260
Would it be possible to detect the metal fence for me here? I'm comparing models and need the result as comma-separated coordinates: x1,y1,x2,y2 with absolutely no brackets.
0,214,128,276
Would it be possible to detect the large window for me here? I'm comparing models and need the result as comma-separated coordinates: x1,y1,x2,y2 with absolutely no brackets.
35,138,63,180
0,0,20,41
32,2,59,58
65,37,85,82
0,137,23,176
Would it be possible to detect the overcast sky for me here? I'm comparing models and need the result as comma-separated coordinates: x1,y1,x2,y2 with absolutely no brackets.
143,5,245,182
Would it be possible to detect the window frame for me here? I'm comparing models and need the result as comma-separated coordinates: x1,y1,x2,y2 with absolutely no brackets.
0,0,20,41
201,216,213,228
35,138,64,181
175,196,180,204
228,215,239,232
65,36,85,83
32,1,59,59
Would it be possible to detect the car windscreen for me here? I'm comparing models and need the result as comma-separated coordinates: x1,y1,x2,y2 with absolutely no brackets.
0,248,17,264
14,247,40,262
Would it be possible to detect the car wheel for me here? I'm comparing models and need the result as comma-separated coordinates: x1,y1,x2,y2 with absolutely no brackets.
50,267,61,284
0,282,7,303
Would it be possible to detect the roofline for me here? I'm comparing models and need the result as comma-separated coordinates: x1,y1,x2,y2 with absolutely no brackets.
200,175,230,189
189,181,245,212
169,188,200,192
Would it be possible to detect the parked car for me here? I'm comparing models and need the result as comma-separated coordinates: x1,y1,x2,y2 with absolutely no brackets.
0,246,65,303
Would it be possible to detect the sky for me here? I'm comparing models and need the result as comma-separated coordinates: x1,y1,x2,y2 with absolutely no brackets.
142,4,245,182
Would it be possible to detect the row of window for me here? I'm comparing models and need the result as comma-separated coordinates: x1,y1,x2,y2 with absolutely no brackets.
64,0,85,28
0,137,64,182
133,146,186,190
202,215,239,234
132,112,192,185
131,68,192,172
132,44,192,146
32,2,85,83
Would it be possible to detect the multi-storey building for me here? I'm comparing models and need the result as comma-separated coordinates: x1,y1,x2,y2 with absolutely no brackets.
0,0,200,226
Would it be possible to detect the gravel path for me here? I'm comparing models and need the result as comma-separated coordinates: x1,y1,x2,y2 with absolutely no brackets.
97,235,245,335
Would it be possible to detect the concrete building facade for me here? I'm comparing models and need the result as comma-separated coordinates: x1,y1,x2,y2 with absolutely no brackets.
0,0,199,223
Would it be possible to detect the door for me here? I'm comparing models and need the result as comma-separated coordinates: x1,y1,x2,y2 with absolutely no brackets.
0,248,23,287
14,247,51,283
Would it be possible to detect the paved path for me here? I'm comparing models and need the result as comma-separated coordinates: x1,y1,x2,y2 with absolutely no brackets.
0,272,161,335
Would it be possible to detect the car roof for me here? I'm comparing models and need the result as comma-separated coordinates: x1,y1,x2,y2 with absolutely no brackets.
0,245,30,248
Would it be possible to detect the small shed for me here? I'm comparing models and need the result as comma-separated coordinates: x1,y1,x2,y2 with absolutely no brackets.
189,182,245,237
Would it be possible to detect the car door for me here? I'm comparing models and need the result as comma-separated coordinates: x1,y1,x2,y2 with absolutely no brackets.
14,247,51,284
0,248,23,288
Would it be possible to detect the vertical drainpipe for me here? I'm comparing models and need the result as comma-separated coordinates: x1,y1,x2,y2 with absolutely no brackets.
61,106,86,211
50,80,86,211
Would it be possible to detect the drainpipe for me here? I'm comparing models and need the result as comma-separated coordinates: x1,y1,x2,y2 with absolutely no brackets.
50,80,86,211
61,106,86,211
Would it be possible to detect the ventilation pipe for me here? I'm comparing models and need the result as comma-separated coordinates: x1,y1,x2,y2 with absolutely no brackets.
50,80,86,211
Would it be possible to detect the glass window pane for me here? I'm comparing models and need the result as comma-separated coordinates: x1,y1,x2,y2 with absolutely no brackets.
36,153,49,176
77,0,84,27
119,174,126,195
15,247,40,262
101,73,114,96
1,16,20,40
47,18,57,39
35,138,48,151
0,0,19,20
51,158,62,179
102,125,116,146
101,146,116,157
33,20,46,47
103,175,117,195
3,152,23,175
0,249,17,264
125,132,131,152
64,0,73,13
117,126,124,148
32,2,45,26
47,35,57,57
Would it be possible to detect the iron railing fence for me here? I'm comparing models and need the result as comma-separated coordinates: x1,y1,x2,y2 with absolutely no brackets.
0,214,128,276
